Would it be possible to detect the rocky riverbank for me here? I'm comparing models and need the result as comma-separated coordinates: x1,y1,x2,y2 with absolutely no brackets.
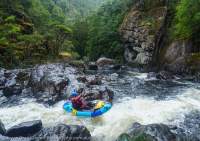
0,120,91,141
0,59,200,141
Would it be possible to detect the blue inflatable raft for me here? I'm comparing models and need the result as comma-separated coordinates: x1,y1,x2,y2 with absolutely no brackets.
63,100,112,117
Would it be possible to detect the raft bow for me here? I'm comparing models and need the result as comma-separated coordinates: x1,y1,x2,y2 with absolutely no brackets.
63,100,112,117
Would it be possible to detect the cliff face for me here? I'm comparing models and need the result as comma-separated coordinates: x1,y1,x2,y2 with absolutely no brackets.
120,0,168,67
120,0,200,75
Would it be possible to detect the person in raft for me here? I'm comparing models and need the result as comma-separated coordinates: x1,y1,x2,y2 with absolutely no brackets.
70,89,91,110
69,88,104,111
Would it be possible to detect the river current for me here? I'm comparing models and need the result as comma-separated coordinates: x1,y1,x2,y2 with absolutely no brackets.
0,67,200,141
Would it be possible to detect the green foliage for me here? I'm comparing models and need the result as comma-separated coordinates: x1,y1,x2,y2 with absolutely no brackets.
85,0,134,61
173,0,200,40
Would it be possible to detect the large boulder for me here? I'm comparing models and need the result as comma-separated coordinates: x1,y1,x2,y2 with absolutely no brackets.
164,41,192,63
28,64,70,105
163,40,192,74
82,87,114,103
156,71,175,80
117,122,176,141
1,69,29,97
33,124,91,141
3,85,23,97
6,120,42,137
0,120,6,135
96,57,115,67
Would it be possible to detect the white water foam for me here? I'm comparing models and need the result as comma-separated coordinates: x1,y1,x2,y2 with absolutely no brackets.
1,87,200,141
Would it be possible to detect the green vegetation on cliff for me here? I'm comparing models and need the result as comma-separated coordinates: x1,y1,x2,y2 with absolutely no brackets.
173,0,200,43
85,0,135,61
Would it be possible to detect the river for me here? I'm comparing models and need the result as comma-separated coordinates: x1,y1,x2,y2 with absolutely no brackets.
0,66,200,141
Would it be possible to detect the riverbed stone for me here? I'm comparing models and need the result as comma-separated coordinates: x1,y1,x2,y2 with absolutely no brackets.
33,124,91,141
96,57,115,67
117,122,176,141
6,120,42,137
3,85,23,97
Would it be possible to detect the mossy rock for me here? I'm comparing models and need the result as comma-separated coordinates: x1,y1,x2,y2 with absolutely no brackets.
117,133,153,141
186,53,200,73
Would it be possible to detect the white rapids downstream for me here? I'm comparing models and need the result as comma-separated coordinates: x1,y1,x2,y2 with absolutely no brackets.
0,72,200,141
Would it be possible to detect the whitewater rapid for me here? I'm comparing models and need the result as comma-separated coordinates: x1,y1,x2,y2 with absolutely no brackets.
1,86,200,141
0,69,200,141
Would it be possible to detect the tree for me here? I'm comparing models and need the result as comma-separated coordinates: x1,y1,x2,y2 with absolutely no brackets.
174,0,200,40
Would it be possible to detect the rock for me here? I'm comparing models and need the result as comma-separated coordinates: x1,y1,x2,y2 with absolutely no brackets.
0,135,10,141
134,52,152,65
3,85,23,97
117,122,176,141
77,76,88,83
111,65,122,71
0,120,6,135
164,40,192,63
156,71,175,80
33,124,91,141
96,57,115,67
87,76,102,85
124,48,137,63
162,40,194,75
6,120,42,137
16,71,30,84
83,87,114,103
88,62,98,70
28,64,70,105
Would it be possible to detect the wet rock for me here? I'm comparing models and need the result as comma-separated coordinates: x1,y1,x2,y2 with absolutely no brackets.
156,71,175,80
3,85,23,97
77,76,88,83
16,71,30,84
0,120,6,135
87,76,102,85
88,62,98,70
96,57,115,67
33,124,91,141
83,87,114,103
117,122,176,141
28,64,69,105
6,120,42,137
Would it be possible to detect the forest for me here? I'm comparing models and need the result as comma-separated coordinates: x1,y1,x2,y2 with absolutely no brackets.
0,0,199,68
